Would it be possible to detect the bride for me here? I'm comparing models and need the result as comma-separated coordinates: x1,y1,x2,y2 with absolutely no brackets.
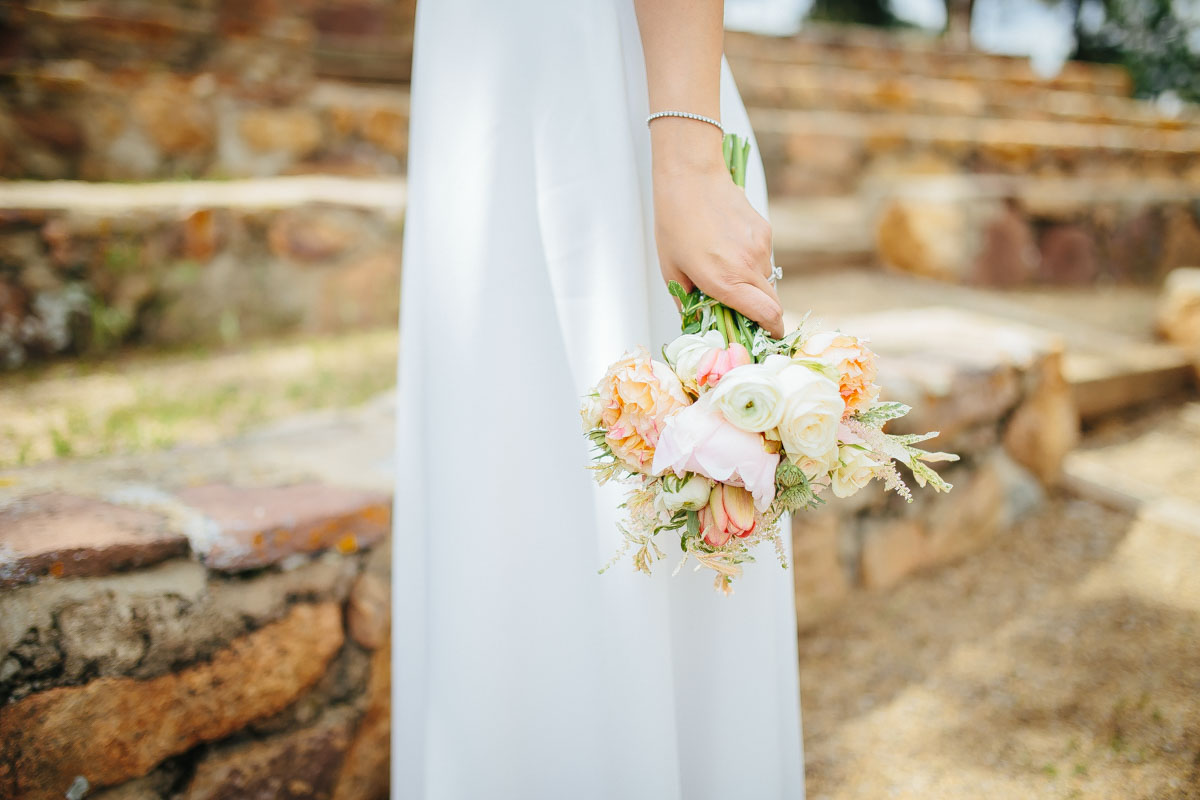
393,1,805,797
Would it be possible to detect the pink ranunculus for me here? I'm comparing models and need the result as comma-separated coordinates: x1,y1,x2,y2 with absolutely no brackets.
695,342,752,389
699,483,757,547
650,393,779,511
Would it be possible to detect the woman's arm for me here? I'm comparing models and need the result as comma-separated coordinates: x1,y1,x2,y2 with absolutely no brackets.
634,0,784,337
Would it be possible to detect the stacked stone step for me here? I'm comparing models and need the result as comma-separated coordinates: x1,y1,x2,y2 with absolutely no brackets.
726,27,1200,289
0,177,405,367
0,0,414,367
0,393,398,800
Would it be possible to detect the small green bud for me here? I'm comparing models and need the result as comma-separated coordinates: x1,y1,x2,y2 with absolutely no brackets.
776,462,804,488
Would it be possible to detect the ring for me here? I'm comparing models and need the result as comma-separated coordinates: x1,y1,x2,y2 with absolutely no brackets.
768,264,783,284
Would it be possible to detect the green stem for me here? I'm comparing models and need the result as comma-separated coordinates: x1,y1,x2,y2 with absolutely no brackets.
713,304,729,345
723,306,738,349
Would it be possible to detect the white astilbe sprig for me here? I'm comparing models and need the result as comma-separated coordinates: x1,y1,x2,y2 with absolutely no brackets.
874,459,913,502
842,416,958,494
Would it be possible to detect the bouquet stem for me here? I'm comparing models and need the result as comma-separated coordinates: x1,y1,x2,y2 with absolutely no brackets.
666,133,770,347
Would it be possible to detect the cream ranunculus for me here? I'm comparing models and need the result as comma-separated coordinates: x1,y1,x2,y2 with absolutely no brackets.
831,445,880,498
663,331,725,392
789,445,839,484
580,394,604,432
766,355,845,459
709,363,786,433
657,473,712,513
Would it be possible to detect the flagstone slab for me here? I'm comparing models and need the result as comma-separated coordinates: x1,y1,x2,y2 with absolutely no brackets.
177,483,390,572
0,493,187,588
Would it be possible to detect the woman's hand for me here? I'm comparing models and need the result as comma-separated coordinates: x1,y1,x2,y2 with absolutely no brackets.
650,121,784,338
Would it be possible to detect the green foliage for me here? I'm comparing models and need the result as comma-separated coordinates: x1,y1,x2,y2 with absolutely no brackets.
88,297,134,354
809,0,906,26
1071,0,1200,102
853,401,912,428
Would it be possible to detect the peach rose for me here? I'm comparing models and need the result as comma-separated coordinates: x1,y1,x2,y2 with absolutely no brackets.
595,350,689,473
798,331,881,418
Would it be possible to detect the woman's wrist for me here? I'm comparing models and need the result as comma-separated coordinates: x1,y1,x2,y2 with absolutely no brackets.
650,118,727,177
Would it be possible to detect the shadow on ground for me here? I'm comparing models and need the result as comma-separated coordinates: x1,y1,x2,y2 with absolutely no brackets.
798,498,1200,800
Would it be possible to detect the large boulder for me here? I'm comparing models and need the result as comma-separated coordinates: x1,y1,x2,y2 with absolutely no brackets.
1157,267,1200,380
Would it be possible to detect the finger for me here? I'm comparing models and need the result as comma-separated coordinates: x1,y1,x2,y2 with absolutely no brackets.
696,273,784,338
725,282,784,339
747,214,774,279
741,261,783,310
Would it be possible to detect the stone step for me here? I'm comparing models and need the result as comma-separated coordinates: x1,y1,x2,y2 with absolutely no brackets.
1064,402,1200,514
770,195,875,273
0,397,394,797
736,59,1196,131
752,107,1200,197
0,62,410,180
778,269,1196,421
0,177,406,367
3,0,415,81
725,28,1133,97
866,175,1200,287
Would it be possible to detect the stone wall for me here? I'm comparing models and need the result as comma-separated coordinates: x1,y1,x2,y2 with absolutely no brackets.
0,305,1080,795
872,178,1200,286
0,178,404,367
0,68,410,181
791,308,1077,625
0,19,411,181
0,486,391,800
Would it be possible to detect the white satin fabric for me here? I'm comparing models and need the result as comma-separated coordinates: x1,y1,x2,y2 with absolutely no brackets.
393,2,805,798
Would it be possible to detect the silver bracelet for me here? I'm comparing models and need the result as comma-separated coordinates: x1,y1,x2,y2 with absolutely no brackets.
646,110,724,134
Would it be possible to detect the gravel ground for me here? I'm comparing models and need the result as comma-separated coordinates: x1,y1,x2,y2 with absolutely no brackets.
798,497,1200,800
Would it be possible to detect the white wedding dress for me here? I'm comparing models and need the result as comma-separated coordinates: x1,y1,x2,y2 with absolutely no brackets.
393,1,805,798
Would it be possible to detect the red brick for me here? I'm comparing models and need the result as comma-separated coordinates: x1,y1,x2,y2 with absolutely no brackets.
0,603,343,800
0,493,187,588
177,483,390,572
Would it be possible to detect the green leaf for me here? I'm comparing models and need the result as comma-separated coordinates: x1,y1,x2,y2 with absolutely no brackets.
854,402,912,427
686,509,700,539
793,358,841,383
667,280,690,305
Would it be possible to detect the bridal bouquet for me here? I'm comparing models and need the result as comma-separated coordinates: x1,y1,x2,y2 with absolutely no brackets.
581,135,957,593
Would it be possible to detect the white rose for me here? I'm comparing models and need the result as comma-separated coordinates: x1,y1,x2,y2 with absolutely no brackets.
773,361,845,458
789,445,839,483
709,363,785,433
663,331,725,391
831,445,879,498
580,394,604,431
657,473,712,513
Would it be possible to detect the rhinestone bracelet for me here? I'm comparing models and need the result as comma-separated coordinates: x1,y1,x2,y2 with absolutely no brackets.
646,110,724,134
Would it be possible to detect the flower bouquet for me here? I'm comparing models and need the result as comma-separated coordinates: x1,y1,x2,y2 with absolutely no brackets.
581,134,958,593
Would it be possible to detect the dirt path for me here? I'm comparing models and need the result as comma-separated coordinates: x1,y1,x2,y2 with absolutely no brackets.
798,495,1200,799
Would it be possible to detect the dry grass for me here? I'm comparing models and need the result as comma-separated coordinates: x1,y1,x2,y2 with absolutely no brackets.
0,329,398,469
